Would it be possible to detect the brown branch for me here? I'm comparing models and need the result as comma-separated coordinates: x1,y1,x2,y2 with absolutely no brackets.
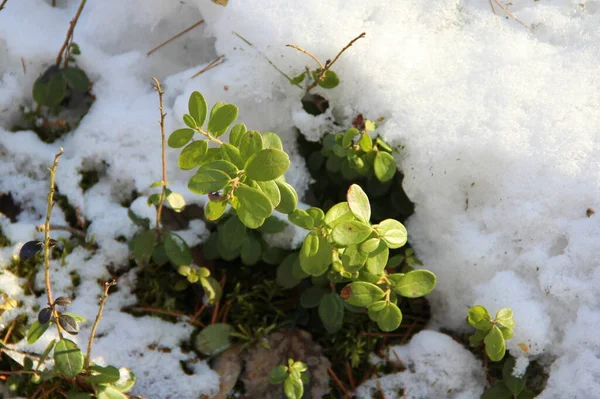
327,367,351,398
123,306,205,327
151,78,167,231
147,19,205,56
0,370,40,375
489,0,496,14
0,0,9,11
492,0,529,29
36,224,86,238
85,279,116,370
285,44,324,69
55,0,87,67
190,55,225,79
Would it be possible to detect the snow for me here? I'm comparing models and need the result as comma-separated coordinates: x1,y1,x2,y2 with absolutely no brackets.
1,0,600,397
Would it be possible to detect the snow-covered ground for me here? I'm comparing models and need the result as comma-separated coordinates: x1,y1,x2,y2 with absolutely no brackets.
1,0,600,397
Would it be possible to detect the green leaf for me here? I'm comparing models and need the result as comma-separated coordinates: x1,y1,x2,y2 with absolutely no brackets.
331,220,372,246
128,209,150,229
67,392,93,399
301,231,320,258
393,270,436,298
375,219,407,249
194,323,233,356
365,240,389,275
324,202,353,226
239,130,264,161
132,230,155,264
290,71,306,86
257,216,287,234
496,308,515,329
275,180,298,214
360,237,380,253
179,140,208,170
112,369,136,393
262,132,283,150
96,385,128,399
183,114,197,129
200,275,222,305
163,232,192,266
358,133,373,151
277,253,302,289
485,325,506,362
318,70,340,89
152,244,169,266
269,365,288,385
377,302,402,332
299,234,331,276
481,381,512,399
256,180,281,208
517,391,536,399
221,143,244,169
201,160,238,177
218,216,246,251
340,281,385,307
340,245,368,272
27,320,50,344
306,207,325,226
237,205,265,229
61,312,86,323
235,184,273,219
86,365,121,384
168,128,195,148
283,376,304,399
245,149,290,181
499,326,514,340
199,147,223,165
33,67,67,107
167,192,185,212
188,168,230,194
229,123,247,147
288,209,314,230
300,285,325,308
241,234,262,265
189,91,208,127
61,67,89,92
342,128,359,148
467,305,493,330
347,184,371,223
503,357,526,396
54,339,84,378
318,293,344,334
373,152,397,182
367,300,387,321
469,329,488,347
205,200,227,221
207,103,238,136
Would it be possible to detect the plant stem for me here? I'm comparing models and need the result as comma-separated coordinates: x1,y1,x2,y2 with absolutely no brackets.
85,279,116,370
285,43,324,69
151,78,167,232
147,19,205,56
44,148,64,340
197,127,224,145
190,55,225,79
0,0,9,11
36,224,86,238
55,0,87,67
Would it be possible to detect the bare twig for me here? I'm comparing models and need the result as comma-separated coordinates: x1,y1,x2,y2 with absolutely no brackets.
123,306,205,327
0,370,40,375
492,0,529,29
85,279,117,370
147,19,205,56
190,55,225,79
0,0,9,11
55,0,87,67
489,0,496,14
151,78,167,232
327,367,351,398
36,224,86,238
44,148,64,340
285,44,324,69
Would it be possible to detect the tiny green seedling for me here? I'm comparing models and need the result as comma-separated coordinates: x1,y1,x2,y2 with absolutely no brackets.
467,305,515,362
269,358,310,399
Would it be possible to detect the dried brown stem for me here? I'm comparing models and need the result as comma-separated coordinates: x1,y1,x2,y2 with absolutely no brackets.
44,148,64,340
492,0,529,28
147,19,205,56
124,306,205,327
36,224,86,238
327,367,351,398
285,44,324,69
85,279,117,370
0,0,9,11
55,0,87,67
190,55,225,79
151,78,167,232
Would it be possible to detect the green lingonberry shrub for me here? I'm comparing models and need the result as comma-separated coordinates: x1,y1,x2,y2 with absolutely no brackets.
467,305,516,362
481,357,535,399
269,358,310,399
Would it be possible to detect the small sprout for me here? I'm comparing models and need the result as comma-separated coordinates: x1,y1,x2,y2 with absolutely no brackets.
53,296,72,307
38,307,53,324
58,314,79,335
467,305,515,362
269,358,309,399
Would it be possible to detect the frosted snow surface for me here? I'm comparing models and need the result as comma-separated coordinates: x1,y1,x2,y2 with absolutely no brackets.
1,0,600,397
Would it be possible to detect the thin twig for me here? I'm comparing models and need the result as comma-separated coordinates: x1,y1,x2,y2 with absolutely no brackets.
489,0,496,14
375,374,387,399
44,148,64,340
0,0,9,11
492,0,529,29
151,78,167,232
123,306,205,327
345,361,356,391
190,55,225,79
0,370,40,375
85,279,116,370
55,0,87,67
285,44,324,69
36,224,86,238
327,367,351,398
3,319,16,343
147,19,205,56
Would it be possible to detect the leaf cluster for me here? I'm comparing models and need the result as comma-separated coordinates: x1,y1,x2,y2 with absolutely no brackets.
468,305,515,362
269,358,310,399
481,358,535,399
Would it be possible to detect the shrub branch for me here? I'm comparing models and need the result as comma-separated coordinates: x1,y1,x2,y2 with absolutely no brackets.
152,78,168,231
55,0,87,67
85,279,117,370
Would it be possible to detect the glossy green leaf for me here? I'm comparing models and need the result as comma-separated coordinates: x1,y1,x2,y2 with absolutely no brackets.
221,143,244,169
229,123,247,147
496,308,515,329
66,392,93,399
340,245,368,272
499,326,514,340
241,234,262,265
358,133,373,151
168,128,194,148
33,68,67,107
288,209,314,229
318,70,340,89
365,240,389,276
96,386,128,399
61,67,89,92
132,230,155,264
367,300,387,322
87,365,121,384
239,130,264,161
183,114,197,129
245,149,290,181
276,253,302,289
331,220,372,246
503,357,526,396
235,184,273,219
485,325,506,361
377,302,402,332
469,328,488,347
301,231,320,258
299,235,331,276
361,237,381,253
237,205,265,229
275,180,298,214
341,281,385,307
393,270,436,298
347,184,371,223
218,216,246,251
324,202,353,226
167,192,185,212
163,232,192,266
194,323,233,356
373,152,397,182
306,207,325,226
54,339,84,378
200,275,222,305
283,376,304,399
269,365,288,385
262,132,283,150
257,216,287,234
179,140,208,170
205,200,227,221
375,219,407,249
467,305,493,330
256,180,281,208
318,293,344,334
480,381,512,399
189,91,208,127
207,104,238,136
300,285,325,308
27,320,50,344
188,168,230,194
